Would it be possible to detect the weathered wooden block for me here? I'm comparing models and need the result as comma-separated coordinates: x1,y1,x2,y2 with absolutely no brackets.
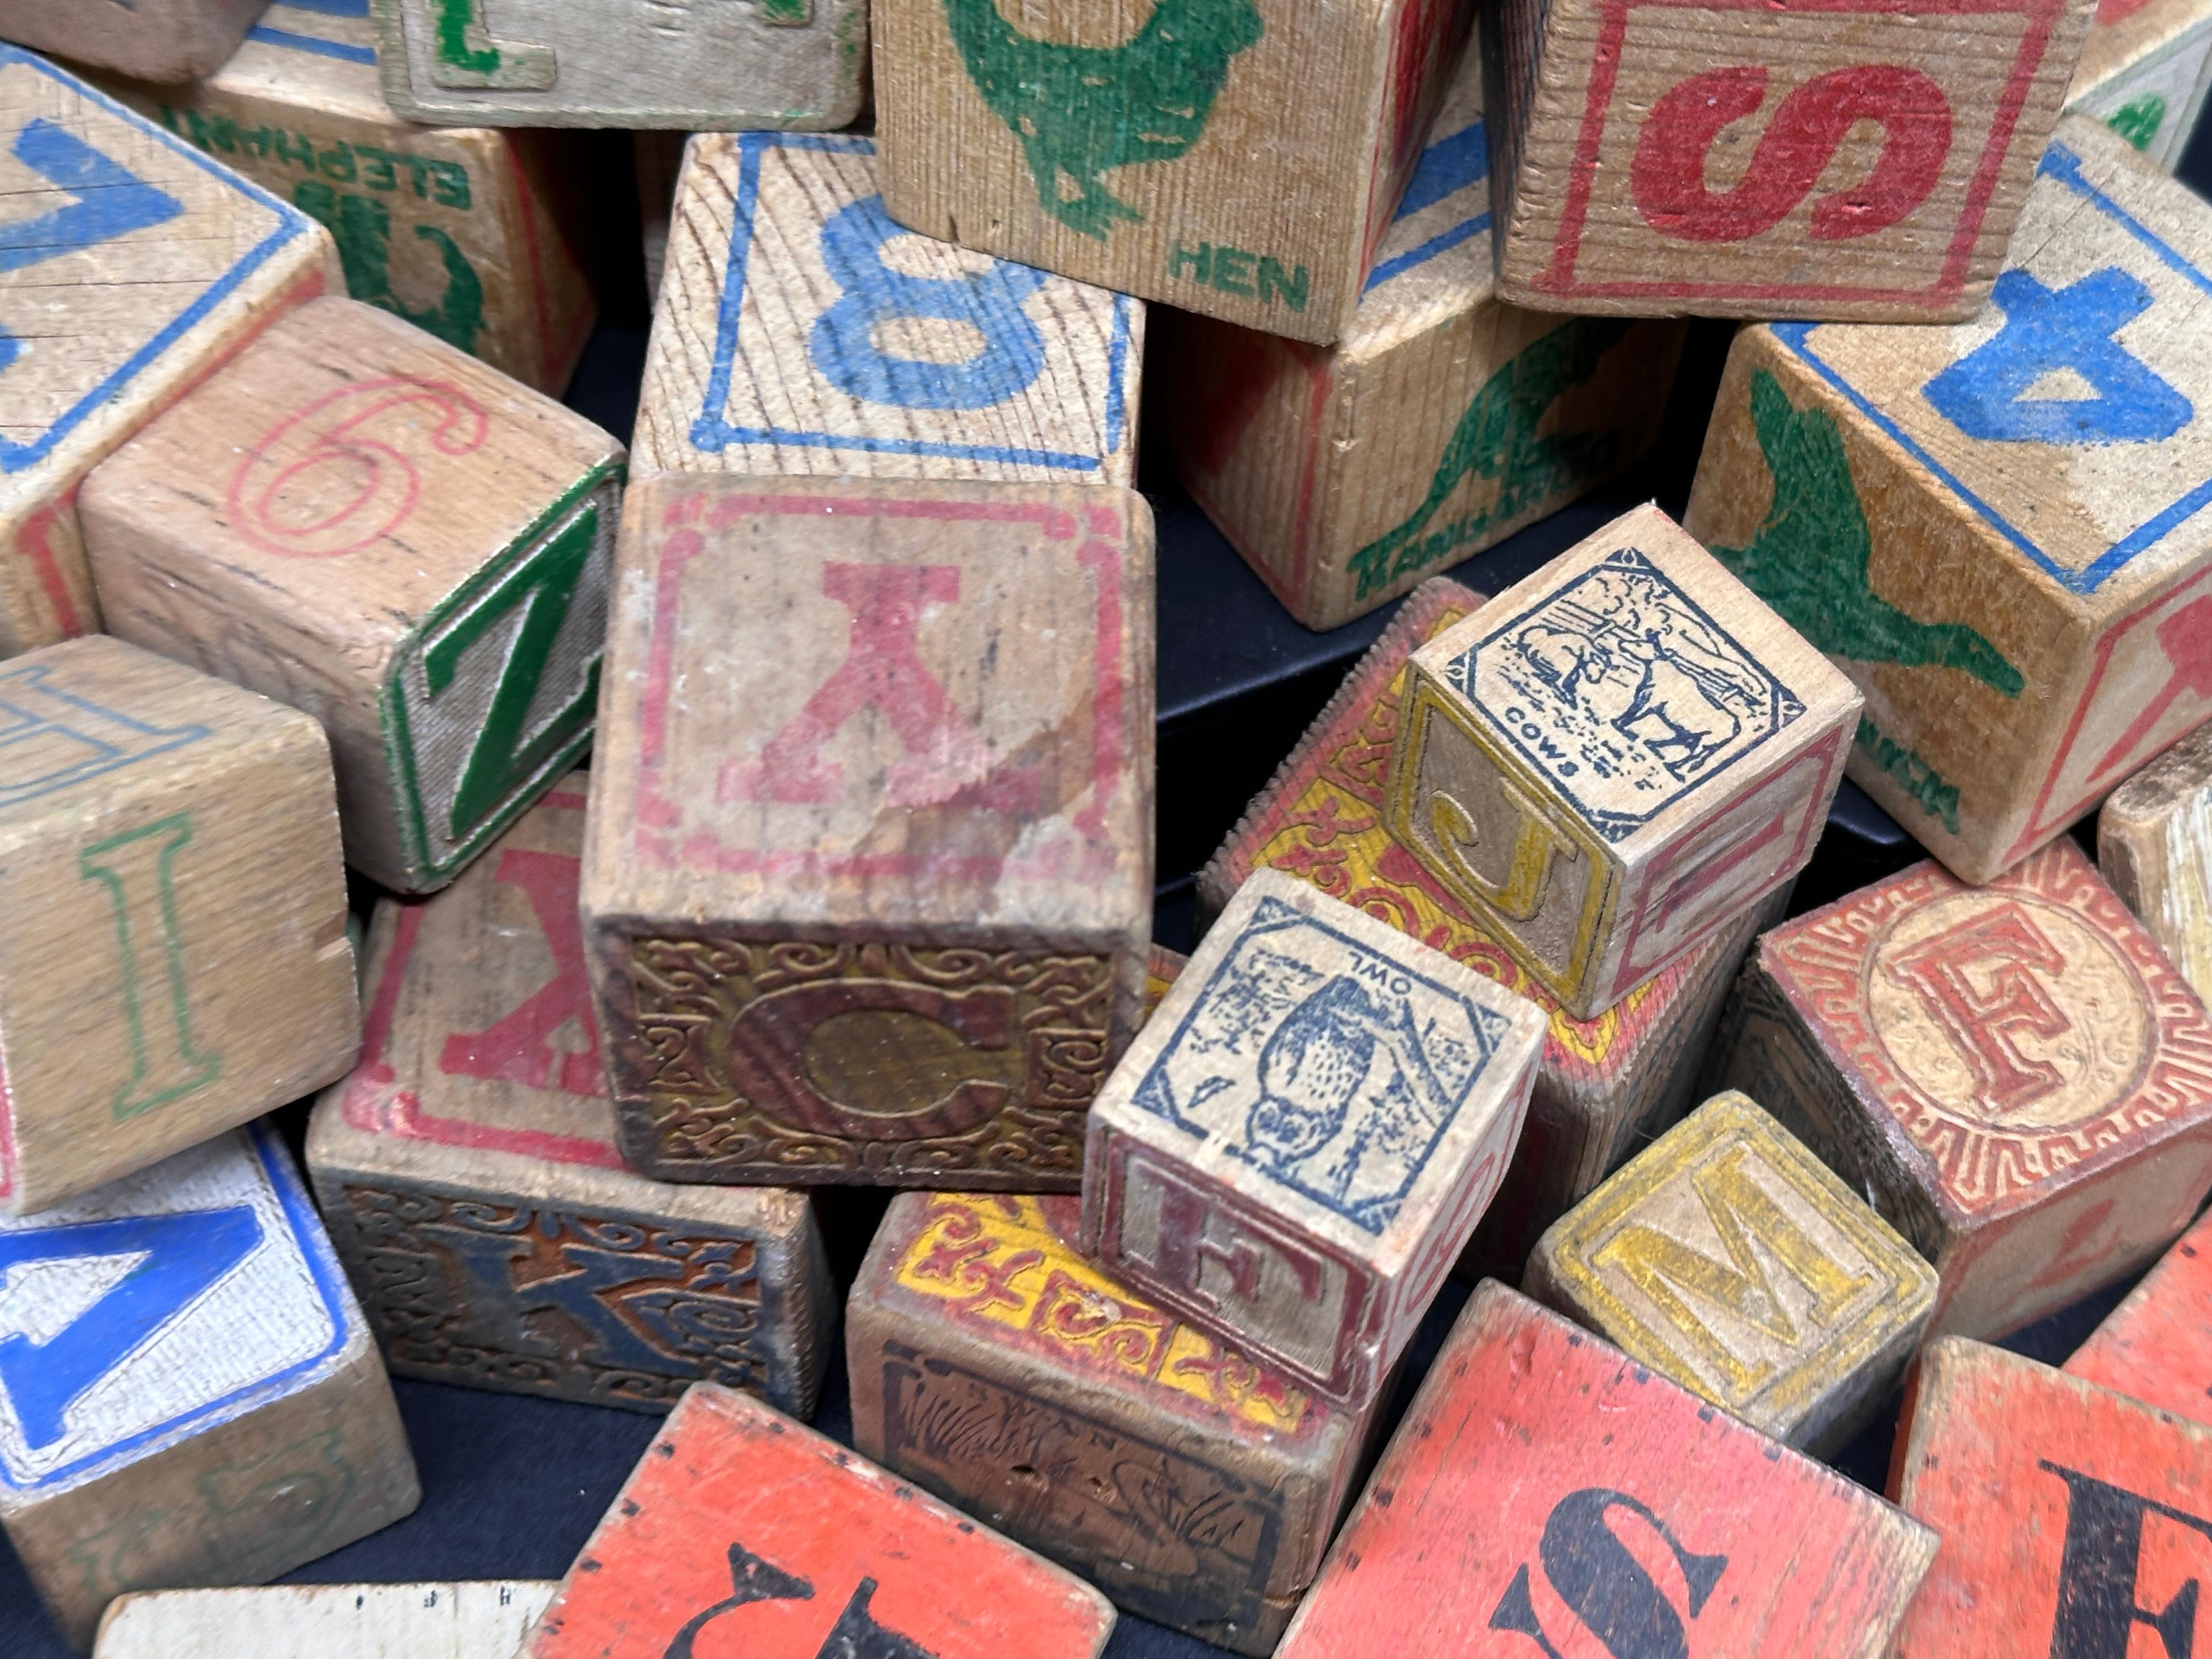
100,0,596,396
0,1126,419,1652
584,474,1154,1191
1891,1336,2212,1657
849,1191,1375,1653
634,133,1140,489
634,130,686,303
874,0,1470,346
0,0,267,82
1145,944,1187,1018
2100,721,2212,1006
1385,504,1859,1020
1203,578,1784,1278
0,48,338,657
96,1582,557,1659
1525,1090,1937,1454
1482,0,2094,319
1275,1282,1936,1659
308,777,836,1418
1165,49,1687,628
82,294,623,895
1081,870,1546,1407
0,635,358,1216
1685,117,2212,886
2064,1209,2212,1422
1711,836,2212,1341
521,1383,1116,1659
2068,0,2212,166
367,0,865,131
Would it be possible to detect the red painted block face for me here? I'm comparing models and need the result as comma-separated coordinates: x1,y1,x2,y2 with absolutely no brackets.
524,1385,1115,1659
2065,1210,2212,1427
1275,1283,1936,1659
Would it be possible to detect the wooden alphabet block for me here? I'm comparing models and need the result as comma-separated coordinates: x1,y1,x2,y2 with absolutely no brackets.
0,635,358,1216
1274,1282,1937,1659
2068,0,2212,167
1165,48,1687,628
2100,721,2212,1006
0,48,338,657
2064,1209,2212,1422
368,0,865,131
1385,503,1859,1020
584,474,1154,1191
635,134,1140,489
96,1582,557,1659
1481,0,2094,319
1890,1337,2212,1658
521,1384,1116,1659
1685,117,2212,885
874,0,1470,346
101,0,596,396
0,0,266,82
82,294,624,895
308,777,836,1418
1525,1090,1937,1453
1081,870,1546,1407
1711,837,2212,1341
0,1126,419,1651
634,130,685,303
848,1191,1375,1654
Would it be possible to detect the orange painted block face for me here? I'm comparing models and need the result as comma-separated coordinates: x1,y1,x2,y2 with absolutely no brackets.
524,1385,1116,1659
1275,1282,1936,1659
2065,1209,2212,1426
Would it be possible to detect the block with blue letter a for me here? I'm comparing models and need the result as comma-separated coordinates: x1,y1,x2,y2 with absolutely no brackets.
0,1124,417,1650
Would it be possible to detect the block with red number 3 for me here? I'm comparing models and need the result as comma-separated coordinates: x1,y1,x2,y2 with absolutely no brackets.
1275,1282,1937,1659
2063,1209,2212,1425
521,1383,1116,1659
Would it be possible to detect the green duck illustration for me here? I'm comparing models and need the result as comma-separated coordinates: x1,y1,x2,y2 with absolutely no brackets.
944,0,1264,239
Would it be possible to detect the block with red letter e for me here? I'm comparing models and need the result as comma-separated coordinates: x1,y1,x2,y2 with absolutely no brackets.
306,775,836,1419
2063,1209,2212,1424
520,1384,1116,1659
583,474,1154,1191
1081,871,1546,1408
1710,837,2212,1341
1274,1282,1937,1659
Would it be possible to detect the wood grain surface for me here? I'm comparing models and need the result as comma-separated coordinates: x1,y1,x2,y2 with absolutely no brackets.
95,1581,556,1659
2064,1208,2212,1423
2100,721,2212,1006
0,0,267,82
2067,0,2212,166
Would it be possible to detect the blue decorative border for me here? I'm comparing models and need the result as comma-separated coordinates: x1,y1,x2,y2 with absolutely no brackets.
0,47,317,477
1774,142,2212,597
690,132,1134,471
1363,118,1491,294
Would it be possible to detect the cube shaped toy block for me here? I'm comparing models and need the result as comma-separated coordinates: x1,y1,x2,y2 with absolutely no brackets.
1166,48,1687,628
103,1,597,396
0,49,338,657
583,474,1155,1191
366,0,865,131
1145,945,1187,1017
1685,118,2212,886
1525,1091,1937,1454
2100,721,2212,1006
2067,0,2212,168
1385,503,1860,1020
0,1127,419,1651
2063,1209,2212,1423
94,1582,556,1659
635,133,1141,490
0,0,268,83
1711,838,2212,1342
848,1192,1378,1654
0,635,359,1217
1891,1338,2212,1658
520,1384,1116,1659
1081,870,1546,1408
873,0,1472,345
1480,0,2094,319
1274,1283,1937,1659
82,295,624,896
308,777,836,1418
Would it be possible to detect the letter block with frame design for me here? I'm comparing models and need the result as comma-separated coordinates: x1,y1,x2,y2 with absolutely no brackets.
0,635,358,1217
308,777,837,1420
0,1126,419,1652
0,0,268,83
1081,871,1547,1408
1710,838,2212,1342
2067,0,2212,169
2099,721,2212,1007
2064,1209,2212,1423
82,294,624,896
1687,118,2212,886
1274,1283,1937,1659
520,1384,1116,1659
847,1191,1378,1655
96,1582,557,1659
1525,1091,1937,1454
583,474,1155,1192
1385,505,1860,1021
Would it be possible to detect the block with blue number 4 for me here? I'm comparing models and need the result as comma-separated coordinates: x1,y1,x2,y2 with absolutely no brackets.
0,1124,418,1651
632,132,1140,488
1687,115,2212,886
